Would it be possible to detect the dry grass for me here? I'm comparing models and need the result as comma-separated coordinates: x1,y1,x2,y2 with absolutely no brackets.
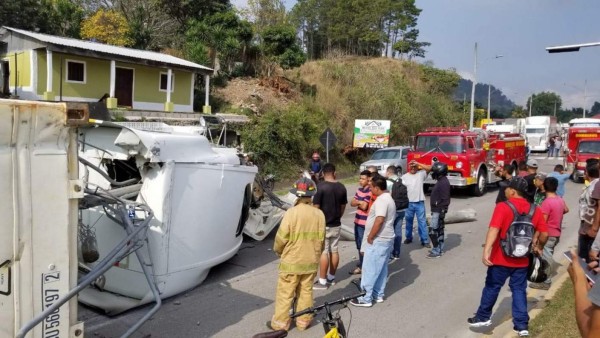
529,280,579,337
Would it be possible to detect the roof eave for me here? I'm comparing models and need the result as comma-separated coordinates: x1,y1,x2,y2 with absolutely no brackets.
45,44,212,75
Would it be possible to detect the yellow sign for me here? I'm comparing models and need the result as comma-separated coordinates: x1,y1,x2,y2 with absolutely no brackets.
576,134,599,138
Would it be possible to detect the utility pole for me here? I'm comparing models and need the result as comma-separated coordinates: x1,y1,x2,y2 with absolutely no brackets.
487,85,491,119
553,100,557,117
469,42,478,130
529,94,533,117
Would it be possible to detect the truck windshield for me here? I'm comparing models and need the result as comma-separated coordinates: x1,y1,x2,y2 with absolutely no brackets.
578,141,600,154
416,136,464,153
526,128,546,134
371,149,400,160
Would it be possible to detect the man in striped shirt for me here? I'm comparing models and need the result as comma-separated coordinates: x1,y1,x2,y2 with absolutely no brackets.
349,170,372,275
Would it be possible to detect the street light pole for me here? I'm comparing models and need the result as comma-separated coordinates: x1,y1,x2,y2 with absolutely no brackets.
469,42,478,130
584,79,588,117
487,85,491,119
529,94,533,117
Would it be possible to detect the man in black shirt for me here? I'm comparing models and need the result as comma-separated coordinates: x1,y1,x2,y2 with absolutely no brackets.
427,162,451,258
312,163,348,289
524,159,538,203
494,164,515,204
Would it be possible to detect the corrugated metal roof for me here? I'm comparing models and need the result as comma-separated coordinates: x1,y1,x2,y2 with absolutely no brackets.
3,26,212,72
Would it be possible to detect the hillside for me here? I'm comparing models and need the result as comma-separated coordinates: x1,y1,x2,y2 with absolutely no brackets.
214,57,465,176
454,79,516,117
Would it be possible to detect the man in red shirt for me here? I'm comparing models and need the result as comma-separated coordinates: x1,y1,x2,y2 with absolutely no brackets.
468,177,548,337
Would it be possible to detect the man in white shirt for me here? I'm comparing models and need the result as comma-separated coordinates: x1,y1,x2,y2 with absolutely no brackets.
350,174,396,307
402,160,432,248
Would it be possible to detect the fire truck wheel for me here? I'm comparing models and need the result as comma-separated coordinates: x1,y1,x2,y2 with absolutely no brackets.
470,170,487,196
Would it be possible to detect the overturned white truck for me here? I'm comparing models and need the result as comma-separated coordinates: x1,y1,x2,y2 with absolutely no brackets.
0,100,258,337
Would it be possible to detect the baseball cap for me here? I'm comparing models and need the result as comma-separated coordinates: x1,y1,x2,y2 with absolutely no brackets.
535,172,547,181
508,177,529,193
526,159,538,168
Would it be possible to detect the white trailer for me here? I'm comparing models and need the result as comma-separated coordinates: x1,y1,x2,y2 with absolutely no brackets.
525,115,558,152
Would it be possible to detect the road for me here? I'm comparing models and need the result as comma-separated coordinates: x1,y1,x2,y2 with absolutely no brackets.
80,156,580,338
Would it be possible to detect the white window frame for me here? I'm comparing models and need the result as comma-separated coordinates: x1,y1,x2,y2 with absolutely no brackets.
159,72,175,92
65,59,86,84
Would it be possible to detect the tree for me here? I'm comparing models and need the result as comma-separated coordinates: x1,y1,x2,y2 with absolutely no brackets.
262,24,306,74
511,106,527,118
0,0,84,37
243,0,287,37
81,9,133,46
185,10,253,74
526,91,562,117
157,0,230,28
590,101,600,116
114,0,179,50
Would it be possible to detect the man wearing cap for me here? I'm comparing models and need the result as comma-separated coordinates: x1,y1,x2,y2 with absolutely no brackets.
524,159,539,204
468,177,548,337
533,172,547,206
269,177,326,331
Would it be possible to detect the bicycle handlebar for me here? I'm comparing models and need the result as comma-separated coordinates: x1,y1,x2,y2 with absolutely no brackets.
290,291,366,318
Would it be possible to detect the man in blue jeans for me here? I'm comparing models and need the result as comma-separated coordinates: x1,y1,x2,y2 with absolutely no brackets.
468,177,548,337
402,160,432,248
349,170,372,275
350,174,396,307
385,165,408,260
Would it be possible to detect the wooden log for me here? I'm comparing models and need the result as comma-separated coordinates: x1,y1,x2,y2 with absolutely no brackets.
339,209,477,241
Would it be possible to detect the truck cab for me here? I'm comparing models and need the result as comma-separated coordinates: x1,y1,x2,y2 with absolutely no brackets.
566,127,600,182
408,127,525,196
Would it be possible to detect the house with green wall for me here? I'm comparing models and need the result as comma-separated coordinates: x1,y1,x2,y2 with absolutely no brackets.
0,26,213,113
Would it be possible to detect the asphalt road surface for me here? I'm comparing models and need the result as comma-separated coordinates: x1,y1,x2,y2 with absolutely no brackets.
80,156,580,338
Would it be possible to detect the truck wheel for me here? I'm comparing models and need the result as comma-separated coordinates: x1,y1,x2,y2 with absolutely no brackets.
470,170,487,196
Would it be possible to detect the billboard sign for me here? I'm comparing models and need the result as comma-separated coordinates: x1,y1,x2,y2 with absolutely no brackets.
353,119,391,148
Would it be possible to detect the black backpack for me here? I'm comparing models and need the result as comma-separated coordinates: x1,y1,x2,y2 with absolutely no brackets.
390,178,409,210
500,201,535,258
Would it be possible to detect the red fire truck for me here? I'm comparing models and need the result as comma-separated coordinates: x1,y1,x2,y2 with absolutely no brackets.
407,127,526,196
565,127,600,182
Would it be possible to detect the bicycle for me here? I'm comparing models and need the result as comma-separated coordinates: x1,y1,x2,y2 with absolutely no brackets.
252,290,366,338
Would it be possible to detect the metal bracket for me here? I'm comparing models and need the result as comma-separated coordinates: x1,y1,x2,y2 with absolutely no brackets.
69,180,84,199
70,322,85,337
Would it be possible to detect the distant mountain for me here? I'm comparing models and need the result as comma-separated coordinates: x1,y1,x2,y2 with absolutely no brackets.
454,79,516,118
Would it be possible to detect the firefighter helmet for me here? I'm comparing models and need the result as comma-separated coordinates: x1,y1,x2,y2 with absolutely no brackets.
290,177,317,197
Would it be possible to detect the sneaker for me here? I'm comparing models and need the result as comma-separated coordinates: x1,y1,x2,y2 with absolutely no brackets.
350,298,372,308
467,316,492,327
389,256,399,263
327,278,336,286
529,282,550,290
375,296,384,303
514,329,529,337
426,252,441,259
348,267,362,275
422,242,432,248
313,281,328,290
403,239,413,244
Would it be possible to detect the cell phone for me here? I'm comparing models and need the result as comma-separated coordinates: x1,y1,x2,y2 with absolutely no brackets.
564,251,598,285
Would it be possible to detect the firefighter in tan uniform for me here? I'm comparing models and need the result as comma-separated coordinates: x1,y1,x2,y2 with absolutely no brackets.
269,177,326,331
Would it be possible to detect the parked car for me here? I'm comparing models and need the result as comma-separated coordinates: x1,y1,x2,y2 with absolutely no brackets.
359,146,411,175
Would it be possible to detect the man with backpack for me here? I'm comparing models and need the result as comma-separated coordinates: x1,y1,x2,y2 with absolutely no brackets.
468,177,548,337
385,166,409,261
426,162,451,259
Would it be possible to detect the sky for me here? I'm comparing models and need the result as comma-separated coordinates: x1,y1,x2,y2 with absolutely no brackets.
232,0,600,110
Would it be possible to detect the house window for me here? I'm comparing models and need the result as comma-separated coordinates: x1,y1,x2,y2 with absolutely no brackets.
66,60,86,83
159,72,175,92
